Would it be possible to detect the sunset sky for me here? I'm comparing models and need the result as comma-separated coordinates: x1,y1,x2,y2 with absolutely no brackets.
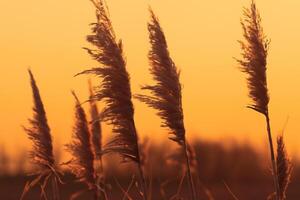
1,0,300,158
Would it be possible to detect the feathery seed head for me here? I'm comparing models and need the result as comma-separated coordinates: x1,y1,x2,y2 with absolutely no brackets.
236,1,270,115
88,80,102,157
24,69,54,170
77,0,140,163
135,8,185,145
66,91,96,189
276,135,292,200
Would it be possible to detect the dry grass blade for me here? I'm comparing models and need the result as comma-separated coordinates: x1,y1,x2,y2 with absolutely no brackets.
198,181,215,200
70,189,89,200
113,175,135,200
276,135,292,200
169,171,186,200
66,91,98,198
22,69,60,200
21,171,46,200
223,181,239,200
135,8,196,200
236,1,279,199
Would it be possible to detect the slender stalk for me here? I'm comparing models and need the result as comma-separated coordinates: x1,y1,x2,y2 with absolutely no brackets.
132,120,147,200
93,188,101,200
95,161,105,200
236,1,279,199
51,176,60,200
183,141,197,200
137,163,148,200
265,113,280,200
94,158,106,200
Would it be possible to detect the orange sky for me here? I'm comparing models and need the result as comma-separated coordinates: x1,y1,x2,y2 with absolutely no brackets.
1,0,300,157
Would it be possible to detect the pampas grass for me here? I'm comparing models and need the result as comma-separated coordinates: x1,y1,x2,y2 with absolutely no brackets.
66,91,100,199
22,69,60,200
135,8,196,200
236,1,279,199
276,135,292,200
76,0,147,199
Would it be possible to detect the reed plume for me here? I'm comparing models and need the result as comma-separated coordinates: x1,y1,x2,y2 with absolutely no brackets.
89,80,102,161
76,0,147,199
66,91,100,199
88,80,106,199
276,135,292,200
236,1,279,199
135,8,196,200
22,69,60,200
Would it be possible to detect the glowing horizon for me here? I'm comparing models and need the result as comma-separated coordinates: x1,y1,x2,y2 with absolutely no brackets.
1,0,300,157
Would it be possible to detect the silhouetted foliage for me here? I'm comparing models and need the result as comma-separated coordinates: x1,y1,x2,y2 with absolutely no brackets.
77,0,141,165
24,70,54,169
135,9,185,146
236,1,280,199
88,80,102,159
276,135,292,200
76,0,147,198
236,0,270,115
135,8,197,200
66,92,97,197
22,69,60,200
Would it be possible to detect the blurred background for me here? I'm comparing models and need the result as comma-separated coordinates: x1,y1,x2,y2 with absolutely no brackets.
1,139,300,199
